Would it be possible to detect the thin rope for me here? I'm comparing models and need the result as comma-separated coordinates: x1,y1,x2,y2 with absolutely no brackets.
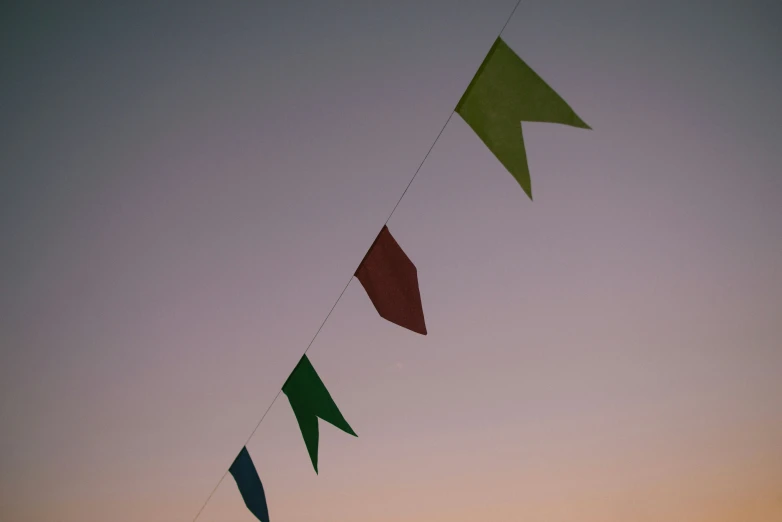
189,1,522,519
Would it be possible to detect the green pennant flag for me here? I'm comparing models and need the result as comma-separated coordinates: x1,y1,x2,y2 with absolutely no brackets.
455,37,590,200
282,355,357,473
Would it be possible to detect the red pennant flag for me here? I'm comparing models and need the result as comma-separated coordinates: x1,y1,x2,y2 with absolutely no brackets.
355,226,427,335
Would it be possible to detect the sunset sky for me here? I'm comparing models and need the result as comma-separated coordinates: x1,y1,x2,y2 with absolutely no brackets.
2,1,781,521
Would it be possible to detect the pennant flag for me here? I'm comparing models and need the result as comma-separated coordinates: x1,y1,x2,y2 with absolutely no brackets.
354,225,427,335
282,355,357,473
455,37,590,200
229,446,270,522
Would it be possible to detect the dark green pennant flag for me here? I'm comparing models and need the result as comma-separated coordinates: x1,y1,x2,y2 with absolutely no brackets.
282,355,357,473
229,446,270,522
455,37,590,200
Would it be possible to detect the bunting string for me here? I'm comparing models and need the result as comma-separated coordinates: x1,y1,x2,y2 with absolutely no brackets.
190,1,527,520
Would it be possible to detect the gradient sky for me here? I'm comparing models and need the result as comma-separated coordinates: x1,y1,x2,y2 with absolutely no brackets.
2,1,781,521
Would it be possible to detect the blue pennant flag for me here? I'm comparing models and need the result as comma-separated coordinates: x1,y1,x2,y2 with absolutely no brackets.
229,446,270,522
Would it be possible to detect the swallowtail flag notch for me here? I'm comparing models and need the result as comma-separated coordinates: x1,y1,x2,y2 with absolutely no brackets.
456,37,590,200
282,355,357,474
229,446,270,522
355,225,427,335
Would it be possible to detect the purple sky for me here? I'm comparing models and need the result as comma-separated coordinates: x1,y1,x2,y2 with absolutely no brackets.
2,1,781,521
